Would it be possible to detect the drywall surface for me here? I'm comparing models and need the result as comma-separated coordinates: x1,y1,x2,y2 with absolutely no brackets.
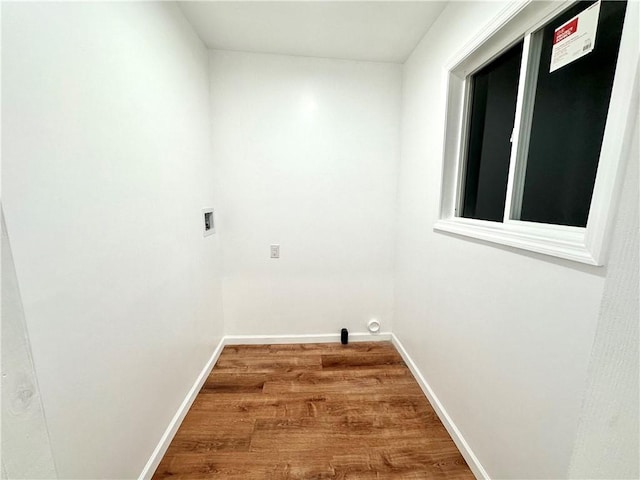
394,2,613,478
2,211,57,479
180,2,447,63
209,50,400,336
568,109,639,479
2,3,223,478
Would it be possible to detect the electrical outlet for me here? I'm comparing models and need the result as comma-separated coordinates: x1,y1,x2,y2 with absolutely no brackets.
202,208,214,237
270,244,280,259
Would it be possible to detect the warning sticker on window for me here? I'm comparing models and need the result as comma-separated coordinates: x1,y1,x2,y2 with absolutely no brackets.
550,1,601,73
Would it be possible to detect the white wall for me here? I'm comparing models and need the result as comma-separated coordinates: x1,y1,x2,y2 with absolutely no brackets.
2,211,57,479
2,3,223,478
209,50,401,337
568,107,639,479
393,2,627,478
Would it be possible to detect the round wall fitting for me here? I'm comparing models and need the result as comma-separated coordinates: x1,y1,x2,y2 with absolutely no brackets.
367,319,381,334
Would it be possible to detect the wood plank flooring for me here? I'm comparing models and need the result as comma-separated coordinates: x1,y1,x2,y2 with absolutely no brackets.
153,342,474,479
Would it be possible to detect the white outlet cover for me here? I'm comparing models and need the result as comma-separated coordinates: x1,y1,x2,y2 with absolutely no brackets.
203,208,215,236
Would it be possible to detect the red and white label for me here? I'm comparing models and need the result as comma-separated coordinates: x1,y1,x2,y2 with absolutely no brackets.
550,1,600,73
554,18,579,45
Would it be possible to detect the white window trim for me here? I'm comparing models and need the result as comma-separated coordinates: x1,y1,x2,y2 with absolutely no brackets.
434,0,639,266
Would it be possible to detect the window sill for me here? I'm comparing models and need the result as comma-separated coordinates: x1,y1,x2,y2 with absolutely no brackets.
433,218,600,266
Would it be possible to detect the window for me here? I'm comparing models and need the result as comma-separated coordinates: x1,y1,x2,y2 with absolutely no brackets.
436,0,638,265
462,41,523,223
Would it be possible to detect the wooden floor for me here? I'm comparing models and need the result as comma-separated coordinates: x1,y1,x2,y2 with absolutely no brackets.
153,342,474,479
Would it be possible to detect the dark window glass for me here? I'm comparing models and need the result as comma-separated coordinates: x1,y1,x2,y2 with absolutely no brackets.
520,1,627,227
462,41,523,222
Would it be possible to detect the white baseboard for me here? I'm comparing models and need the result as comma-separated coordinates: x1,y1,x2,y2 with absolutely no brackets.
138,337,226,480
391,333,489,480
224,331,392,345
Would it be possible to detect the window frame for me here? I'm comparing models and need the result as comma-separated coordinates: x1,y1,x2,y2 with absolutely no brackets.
435,0,639,265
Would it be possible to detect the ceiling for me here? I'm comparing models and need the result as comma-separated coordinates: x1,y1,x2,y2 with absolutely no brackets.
179,2,448,63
